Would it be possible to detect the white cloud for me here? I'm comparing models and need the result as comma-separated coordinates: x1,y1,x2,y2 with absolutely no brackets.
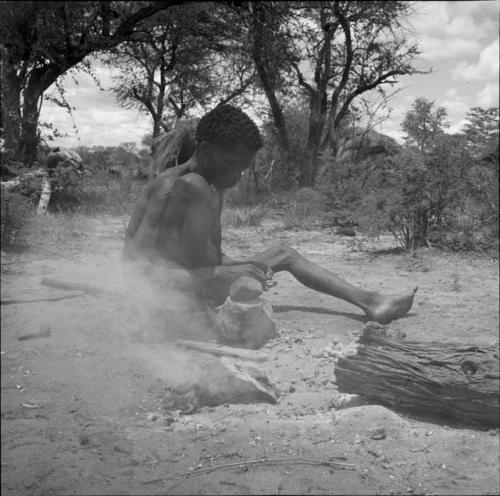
452,39,500,81
40,98,151,148
478,82,500,107
40,63,153,147
441,96,469,116
446,1,499,39
446,118,468,135
410,1,499,41
418,36,481,61
445,88,457,98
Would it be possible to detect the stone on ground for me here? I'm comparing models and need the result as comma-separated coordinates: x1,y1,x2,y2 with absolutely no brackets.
229,276,264,302
214,296,278,349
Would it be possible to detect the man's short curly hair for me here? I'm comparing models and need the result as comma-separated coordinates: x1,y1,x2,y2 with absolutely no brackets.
195,104,263,152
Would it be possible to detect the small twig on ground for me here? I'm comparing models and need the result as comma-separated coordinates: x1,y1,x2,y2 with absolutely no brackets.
141,457,356,484
1,293,85,305
175,339,268,362
0,257,52,266
18,325,51,341
40,277,124,298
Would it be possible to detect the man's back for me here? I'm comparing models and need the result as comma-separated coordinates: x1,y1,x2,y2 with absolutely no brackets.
123,163,192,261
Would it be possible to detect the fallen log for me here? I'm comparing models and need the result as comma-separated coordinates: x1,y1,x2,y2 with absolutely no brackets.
335,323,499,428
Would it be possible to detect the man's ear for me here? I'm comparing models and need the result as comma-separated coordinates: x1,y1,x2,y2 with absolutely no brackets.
197,141,211,156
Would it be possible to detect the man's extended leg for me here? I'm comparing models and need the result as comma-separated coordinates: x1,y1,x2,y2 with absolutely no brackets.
246,245,417,324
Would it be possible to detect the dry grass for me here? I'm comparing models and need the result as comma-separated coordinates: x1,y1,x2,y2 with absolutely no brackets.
221,206,266,228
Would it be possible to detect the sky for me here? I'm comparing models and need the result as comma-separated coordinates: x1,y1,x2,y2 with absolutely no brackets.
39,1,499,148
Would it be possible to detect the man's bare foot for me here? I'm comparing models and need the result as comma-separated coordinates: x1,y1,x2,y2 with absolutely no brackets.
365,286,418,324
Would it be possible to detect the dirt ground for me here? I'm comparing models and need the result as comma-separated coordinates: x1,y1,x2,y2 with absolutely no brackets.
1,214,499,495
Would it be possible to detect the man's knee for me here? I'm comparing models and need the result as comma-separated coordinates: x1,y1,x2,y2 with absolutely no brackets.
274,243,300,270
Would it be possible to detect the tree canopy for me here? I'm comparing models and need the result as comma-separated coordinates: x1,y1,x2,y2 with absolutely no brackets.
0,0,182,164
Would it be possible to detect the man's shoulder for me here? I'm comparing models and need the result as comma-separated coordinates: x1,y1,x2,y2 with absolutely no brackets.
148,165,189,195
149,167,211,201
175,172,210,190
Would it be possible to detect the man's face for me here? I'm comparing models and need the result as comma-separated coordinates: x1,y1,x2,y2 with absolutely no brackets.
202,143,255,190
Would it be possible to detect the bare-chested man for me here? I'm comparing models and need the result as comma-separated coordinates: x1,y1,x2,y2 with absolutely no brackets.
123,104,417,328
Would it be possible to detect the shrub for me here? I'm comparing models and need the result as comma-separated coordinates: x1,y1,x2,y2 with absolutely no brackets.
276,188,330,230
355,143,470,250
48,164,86,211
77,169,144,216
221,206,265,228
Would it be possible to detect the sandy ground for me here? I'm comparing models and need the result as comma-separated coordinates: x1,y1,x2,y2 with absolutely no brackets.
1,214,499,495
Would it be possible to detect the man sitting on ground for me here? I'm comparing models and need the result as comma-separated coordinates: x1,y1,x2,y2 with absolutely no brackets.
123,104,417,331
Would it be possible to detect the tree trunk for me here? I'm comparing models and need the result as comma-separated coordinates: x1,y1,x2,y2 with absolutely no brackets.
257,72,289,152
1,57,22,162
150,116,162,177
250,2,289,153
21,84,42,166
335,323,499,429
299,107,326,187
36,173,51,215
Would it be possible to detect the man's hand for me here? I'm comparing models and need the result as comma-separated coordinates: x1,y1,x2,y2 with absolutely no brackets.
247,261,276,290
215,264,267,285
214,263,277,291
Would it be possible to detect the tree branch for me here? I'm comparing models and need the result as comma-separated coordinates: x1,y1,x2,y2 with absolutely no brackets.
111,2,181,43
334,69,405,129
322,2,353,144
291,61,315,95
219,75,255,105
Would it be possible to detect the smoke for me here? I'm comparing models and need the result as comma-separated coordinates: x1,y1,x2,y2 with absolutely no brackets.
97,254,224,397
80,249,274,409
120,258,217,343
131,344,220,393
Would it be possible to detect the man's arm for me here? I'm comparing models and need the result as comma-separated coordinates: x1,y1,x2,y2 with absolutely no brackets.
161,173,219,268
125,183,151,242
123,178,170,261
220,253,270,275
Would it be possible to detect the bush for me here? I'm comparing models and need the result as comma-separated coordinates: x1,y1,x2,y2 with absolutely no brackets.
272,188,330,230
77,169,144,216
355,143,469,250
48,164,86,211
1,189,36,250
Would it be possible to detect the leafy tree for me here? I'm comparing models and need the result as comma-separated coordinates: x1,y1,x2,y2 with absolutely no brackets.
364,100,497,250
110,7,211,145
358,140,465,250
461,107,499,230
110,3,257,166
401,98,448,153
258,103,310,190
462,106,499,158
243,1,423,186
0,0,182,166
247,2,295,152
